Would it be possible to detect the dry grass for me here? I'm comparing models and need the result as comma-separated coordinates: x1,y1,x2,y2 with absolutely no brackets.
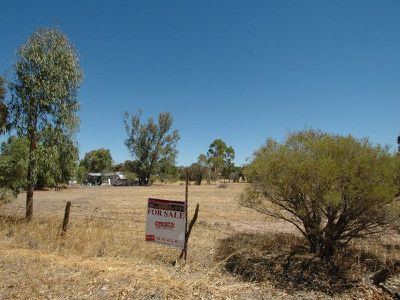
215,232,398,297
0,183,398,299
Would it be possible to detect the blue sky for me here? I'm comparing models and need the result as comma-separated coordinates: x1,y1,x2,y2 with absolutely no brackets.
1,1,399,165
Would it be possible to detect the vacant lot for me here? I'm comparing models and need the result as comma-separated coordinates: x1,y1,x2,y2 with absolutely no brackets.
0,184,397,299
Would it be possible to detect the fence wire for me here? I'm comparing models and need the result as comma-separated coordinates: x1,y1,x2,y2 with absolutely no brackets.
1,204,396,248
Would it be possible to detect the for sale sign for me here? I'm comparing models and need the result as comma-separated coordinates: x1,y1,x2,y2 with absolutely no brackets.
145,198,186,249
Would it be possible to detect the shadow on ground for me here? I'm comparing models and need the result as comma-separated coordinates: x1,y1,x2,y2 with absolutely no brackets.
215,232,387,296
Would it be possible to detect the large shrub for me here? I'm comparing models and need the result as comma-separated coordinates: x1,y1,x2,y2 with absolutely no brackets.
241,129,399,259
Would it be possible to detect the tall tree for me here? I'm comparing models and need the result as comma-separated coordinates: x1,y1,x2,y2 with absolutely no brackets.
80,148,113,173
8,28,83,220
124,111,179,185
207,139,235,180
0,76,7,133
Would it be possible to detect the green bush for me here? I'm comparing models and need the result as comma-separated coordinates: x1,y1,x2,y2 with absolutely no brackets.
242,129,399,259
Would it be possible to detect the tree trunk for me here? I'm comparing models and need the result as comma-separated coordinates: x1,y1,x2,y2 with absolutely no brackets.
320,218,337,260
320,241,335,259
26,129,37,220
196,174,202,185
26,181,34,220
140,170,151,186
319,233,336,259
308,234,319,254
307,232,336,259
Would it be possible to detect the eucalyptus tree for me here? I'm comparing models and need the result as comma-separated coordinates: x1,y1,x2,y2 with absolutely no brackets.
207,139,235,179
80,148,113,173
36,127,80,189
0,132,79,192
124,111,179,185
8,28,83,219
0,76,7,133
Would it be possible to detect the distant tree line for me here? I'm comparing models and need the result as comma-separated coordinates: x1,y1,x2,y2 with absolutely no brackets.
184,139,244,185
76,136,245,186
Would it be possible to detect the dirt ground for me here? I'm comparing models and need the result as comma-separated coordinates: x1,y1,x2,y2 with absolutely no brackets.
0,183,396,299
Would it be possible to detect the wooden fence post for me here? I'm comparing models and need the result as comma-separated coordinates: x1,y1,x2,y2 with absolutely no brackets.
61,201,71,237
184,168,189,260
179,203,200,260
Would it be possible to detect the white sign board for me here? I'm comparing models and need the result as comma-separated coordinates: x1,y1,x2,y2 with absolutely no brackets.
145,198,186,249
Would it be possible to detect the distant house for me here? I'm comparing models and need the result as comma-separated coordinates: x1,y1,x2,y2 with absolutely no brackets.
86,173,102,185
110,172,128,186
85,172,131,186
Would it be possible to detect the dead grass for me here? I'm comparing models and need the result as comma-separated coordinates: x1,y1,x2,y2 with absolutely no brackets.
0,183,399,299
214,232,397,296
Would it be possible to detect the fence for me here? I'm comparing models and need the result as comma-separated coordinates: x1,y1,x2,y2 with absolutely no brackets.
0,203,269,239
1,203,398,250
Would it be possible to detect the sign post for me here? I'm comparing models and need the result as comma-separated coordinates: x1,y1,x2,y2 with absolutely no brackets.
145,168,199,263
145,198,186,249
184,168,189,260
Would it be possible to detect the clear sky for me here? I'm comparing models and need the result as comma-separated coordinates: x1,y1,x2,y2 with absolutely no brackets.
1,1,399,166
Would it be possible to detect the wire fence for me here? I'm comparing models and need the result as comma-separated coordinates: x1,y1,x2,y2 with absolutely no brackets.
0,204,243,238
1,204,398,248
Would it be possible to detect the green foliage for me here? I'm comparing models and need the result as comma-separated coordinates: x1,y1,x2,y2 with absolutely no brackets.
0,76,7,134
76,166,86,184
9,28,82,136
112,163,124,172
228,166,243,183
123,160,141,174
35,127,79,189
8,28,82,218
207,139,235,180
124,111,179,185
0,134,79,192
242,129,399,259
0,136,29,202
124,170,138,185
188,163,203,185
189,154,211,185
80,148,113,173
157,161,179,183
178,166,188,182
